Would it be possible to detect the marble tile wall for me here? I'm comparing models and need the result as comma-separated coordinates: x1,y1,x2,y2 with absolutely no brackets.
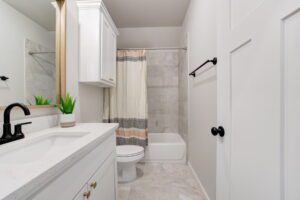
146,50,179,133
178,50,188,142
25,39,56,105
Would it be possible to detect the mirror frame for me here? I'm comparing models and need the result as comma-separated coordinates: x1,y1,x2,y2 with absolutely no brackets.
56,0,67,102
0,0,66,110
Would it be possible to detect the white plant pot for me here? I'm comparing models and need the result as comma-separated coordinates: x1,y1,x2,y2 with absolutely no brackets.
60,113,76,128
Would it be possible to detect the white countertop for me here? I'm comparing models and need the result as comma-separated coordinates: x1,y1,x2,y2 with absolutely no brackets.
0,123,118,200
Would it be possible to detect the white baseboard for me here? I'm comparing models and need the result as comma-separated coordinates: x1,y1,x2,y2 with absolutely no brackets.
188,162,211,200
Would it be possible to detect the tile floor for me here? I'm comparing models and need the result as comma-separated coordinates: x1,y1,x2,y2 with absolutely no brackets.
117,163,206,200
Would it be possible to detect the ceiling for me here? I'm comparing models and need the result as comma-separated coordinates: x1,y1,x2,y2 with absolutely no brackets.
3,0,56,31
103,0,190,28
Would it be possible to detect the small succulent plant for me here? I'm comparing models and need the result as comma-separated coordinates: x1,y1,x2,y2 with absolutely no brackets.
56,93,76,114
34,95,52,105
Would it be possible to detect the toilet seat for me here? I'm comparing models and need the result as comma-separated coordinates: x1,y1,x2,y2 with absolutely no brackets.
116,145,144,163
117,145,144,157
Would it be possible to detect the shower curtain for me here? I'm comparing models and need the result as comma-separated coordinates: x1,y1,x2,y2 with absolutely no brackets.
103,50,148,147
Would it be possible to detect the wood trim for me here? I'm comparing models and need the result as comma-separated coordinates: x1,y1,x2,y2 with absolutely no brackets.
55,1,61,103
57,0,67,99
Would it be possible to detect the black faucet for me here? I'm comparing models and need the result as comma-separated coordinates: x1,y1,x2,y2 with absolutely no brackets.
1,103,32,145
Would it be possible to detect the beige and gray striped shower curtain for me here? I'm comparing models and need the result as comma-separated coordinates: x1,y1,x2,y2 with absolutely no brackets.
103,50,148,147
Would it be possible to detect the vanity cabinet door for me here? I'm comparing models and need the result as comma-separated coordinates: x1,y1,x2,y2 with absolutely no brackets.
89,153,116,200
100,13,117,85
73,185,89,200
108,26,117,85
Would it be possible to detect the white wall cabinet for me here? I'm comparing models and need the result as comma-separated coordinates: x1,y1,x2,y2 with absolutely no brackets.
78,0,118,87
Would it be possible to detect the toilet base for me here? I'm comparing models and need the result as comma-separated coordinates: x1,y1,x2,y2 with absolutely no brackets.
118,162,137,183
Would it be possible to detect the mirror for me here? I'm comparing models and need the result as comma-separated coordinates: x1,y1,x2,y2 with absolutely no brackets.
0,0,66,108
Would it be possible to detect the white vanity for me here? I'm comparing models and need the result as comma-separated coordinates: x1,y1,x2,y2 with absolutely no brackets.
0,0,119,199
0,123,118,200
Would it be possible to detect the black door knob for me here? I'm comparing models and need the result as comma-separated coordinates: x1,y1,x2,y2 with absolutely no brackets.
211,126,225,137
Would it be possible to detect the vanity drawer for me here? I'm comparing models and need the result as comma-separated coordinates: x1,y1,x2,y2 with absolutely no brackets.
27,134,116,200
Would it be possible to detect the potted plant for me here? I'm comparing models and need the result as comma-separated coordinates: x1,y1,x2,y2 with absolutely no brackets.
56,93,76,128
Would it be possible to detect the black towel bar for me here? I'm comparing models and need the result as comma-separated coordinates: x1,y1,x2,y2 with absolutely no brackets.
189,57,217,77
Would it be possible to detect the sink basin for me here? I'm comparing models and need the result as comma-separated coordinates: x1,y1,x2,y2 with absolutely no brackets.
0,132,89,164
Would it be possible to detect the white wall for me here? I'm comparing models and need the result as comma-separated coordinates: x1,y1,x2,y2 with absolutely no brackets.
117,27,181,48
0,0,54,106
66,0,103,123
181,0,217,199
78,84,103,123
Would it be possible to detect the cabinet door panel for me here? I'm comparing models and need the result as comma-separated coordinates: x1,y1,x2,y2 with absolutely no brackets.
100,13,111,82
89,153,116,200
109,27,117,84
78,9,100,82
73,185,88,200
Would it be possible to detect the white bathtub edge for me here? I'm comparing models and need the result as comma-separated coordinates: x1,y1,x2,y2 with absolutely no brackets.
142,133,187,163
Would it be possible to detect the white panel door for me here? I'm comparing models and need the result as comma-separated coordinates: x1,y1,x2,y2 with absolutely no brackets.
217,0,300,200
281,4,300,200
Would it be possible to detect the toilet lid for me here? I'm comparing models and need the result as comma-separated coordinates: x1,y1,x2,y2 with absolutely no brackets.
117,145,144,157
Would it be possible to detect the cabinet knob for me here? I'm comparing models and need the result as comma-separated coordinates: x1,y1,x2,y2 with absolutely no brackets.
83,191,91,199
90,181,97,189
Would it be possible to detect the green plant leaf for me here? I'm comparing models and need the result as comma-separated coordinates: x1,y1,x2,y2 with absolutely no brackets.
60,96,65,113
71,99,76,113
34,95,51,105
56,93,76,114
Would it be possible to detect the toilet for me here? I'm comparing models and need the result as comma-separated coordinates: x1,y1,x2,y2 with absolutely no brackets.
117,145,144,183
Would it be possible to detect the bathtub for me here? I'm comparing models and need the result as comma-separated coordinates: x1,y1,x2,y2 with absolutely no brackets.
143,133,186,163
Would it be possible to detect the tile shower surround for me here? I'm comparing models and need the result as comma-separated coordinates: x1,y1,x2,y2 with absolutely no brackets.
146,49,188,142
178,50,188,142
146,50,179,133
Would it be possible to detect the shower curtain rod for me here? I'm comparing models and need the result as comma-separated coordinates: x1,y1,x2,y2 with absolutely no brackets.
117,47,187,51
